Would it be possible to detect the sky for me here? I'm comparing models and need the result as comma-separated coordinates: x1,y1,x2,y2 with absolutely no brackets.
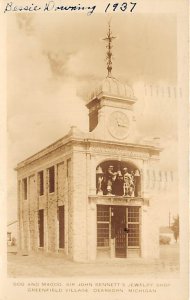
7,12,178,225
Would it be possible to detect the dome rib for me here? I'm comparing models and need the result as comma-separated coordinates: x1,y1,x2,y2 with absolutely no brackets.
92,77,134,100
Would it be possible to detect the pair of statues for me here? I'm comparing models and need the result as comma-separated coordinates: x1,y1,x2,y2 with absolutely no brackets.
96,165,140,196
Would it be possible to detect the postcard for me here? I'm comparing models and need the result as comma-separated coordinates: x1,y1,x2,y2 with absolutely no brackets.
0,0,189,299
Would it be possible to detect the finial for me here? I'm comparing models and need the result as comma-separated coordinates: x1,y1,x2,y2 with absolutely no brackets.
103,20,116,78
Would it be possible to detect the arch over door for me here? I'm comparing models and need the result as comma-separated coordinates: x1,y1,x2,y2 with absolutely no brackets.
96,160,141,197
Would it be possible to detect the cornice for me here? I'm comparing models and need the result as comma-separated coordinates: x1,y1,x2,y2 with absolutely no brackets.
16,129,162,170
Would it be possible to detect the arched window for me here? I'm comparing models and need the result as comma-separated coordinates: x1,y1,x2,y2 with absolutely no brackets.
96,160,141,197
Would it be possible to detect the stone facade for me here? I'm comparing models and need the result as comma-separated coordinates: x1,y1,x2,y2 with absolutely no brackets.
17,77,162,262
16,134,161,261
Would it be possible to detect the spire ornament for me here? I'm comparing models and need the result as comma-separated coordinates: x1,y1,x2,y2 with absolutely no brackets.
103,21,116,78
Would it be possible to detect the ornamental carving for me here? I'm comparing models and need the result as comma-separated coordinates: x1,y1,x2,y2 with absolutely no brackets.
96,160,141,197
90,145,150,160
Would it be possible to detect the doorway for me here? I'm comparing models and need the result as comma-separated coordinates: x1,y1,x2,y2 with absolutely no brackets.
97,205,140,258
111,206,127,258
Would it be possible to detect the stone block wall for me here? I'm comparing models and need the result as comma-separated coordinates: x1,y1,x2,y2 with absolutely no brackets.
72,151,88,262
17,144,73,256
28,174,38,251
141,205,159,259
66,158,73,258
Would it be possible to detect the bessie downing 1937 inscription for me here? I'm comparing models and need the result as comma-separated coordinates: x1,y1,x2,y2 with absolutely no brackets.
3,1,137,15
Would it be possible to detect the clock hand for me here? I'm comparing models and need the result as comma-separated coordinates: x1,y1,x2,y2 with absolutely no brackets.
118,122,127,128
117,120,122,126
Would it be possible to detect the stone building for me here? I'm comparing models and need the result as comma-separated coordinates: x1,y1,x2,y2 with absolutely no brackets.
16,27,162,262
16,75,162,262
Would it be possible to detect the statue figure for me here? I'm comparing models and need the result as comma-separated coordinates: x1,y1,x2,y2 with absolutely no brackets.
106,165,117,195
134,169,141,197
129,170,135,197
114,170,123,196
96,166,104,195
123,167,133,196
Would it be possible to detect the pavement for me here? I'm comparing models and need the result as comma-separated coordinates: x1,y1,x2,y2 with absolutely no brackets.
7,244,179,278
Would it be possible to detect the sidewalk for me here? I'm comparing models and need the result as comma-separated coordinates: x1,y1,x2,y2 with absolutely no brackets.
7,244,179,278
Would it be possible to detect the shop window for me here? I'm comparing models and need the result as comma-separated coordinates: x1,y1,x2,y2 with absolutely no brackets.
48,166,55,193
128,207,140,247
23,178,27,200
97,205,110,247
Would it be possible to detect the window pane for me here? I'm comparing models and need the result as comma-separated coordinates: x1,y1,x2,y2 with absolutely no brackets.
97,205,109,222
97,223,109,247
128,206,139,222
97,205,110,247
128,224,139,246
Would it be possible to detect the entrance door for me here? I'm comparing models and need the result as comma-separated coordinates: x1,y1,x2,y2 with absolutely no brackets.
112,206,127,258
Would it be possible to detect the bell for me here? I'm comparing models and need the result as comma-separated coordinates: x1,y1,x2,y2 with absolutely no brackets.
96,166,103,175
134,169,140,176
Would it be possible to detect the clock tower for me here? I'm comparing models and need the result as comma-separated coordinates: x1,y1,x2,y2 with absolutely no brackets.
16,22,162,263
86,24,137,142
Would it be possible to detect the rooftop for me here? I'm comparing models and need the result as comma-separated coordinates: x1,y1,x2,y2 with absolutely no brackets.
88,76,136,103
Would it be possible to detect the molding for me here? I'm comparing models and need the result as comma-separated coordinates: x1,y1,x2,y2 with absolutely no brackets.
89,195,149,207
16,131,161,170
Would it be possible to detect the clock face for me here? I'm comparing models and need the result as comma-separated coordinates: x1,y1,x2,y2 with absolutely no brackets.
107,111,130,139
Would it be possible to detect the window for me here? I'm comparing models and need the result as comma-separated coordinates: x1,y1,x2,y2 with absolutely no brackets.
38,209,44,247
38,171,44,196
165,171,168,182
97,205,110,247
67,158,71,177
58,206,65,249
48,166,55,193
7,232,11,242
170,171,173,182
128,207,140,247
168,86,171,97
23,178,27,200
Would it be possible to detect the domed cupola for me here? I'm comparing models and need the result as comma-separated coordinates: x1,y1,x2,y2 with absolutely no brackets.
90,75,135,99
86,23,137,141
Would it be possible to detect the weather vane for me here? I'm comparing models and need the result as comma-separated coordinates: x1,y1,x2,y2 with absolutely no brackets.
103,20,116,78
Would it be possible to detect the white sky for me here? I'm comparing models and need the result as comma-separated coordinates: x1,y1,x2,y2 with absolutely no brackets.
7,13,179,225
